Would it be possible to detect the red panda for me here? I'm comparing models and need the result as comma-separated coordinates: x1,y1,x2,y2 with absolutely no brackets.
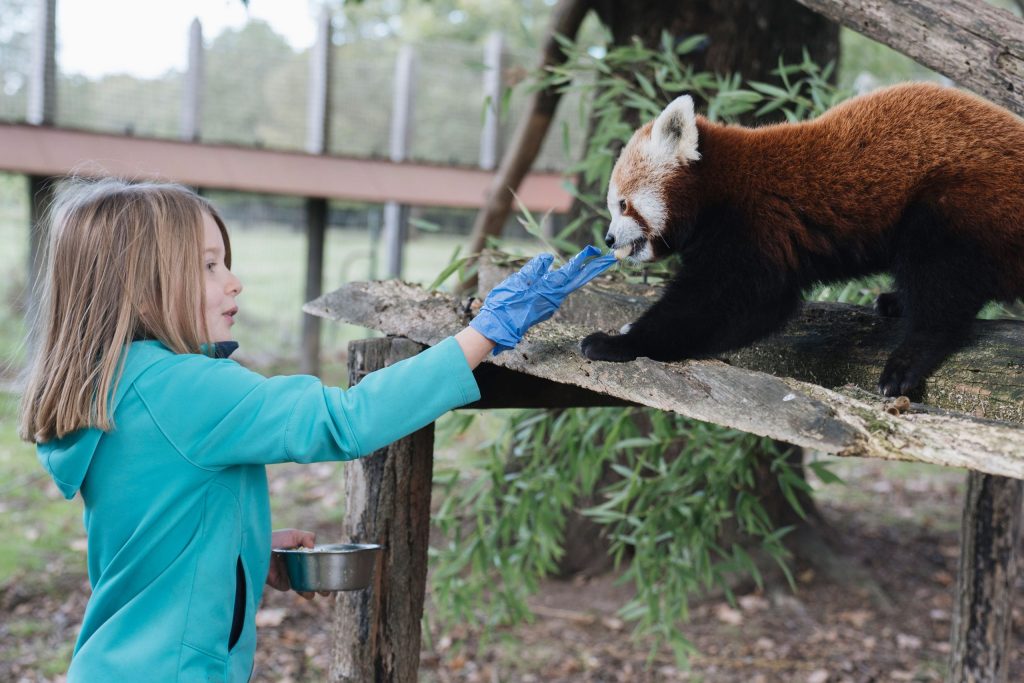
580,82,1024,397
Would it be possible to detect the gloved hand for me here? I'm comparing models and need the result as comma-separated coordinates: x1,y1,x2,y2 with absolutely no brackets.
470,245,617,354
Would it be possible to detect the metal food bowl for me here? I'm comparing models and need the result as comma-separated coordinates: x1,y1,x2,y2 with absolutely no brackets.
273,543,382,592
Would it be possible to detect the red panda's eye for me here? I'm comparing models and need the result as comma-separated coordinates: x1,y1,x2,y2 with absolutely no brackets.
618,199,627,213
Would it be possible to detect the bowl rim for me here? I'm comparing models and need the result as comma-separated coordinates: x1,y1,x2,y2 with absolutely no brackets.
272,542,383,555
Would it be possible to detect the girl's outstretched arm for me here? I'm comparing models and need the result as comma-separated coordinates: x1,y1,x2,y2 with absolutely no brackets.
454,327,495,369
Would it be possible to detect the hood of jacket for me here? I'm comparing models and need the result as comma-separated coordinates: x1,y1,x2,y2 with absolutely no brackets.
36,340,238,500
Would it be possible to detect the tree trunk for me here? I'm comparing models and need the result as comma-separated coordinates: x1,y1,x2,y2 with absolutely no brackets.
307,279,1024,475
592,0,838,88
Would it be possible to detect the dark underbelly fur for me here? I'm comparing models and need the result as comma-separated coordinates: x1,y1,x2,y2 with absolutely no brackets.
580,201,1006,397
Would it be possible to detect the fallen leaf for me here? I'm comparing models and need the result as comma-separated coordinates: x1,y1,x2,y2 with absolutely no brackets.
255,607,288,628
807,669,829,683
896,633,922,650
714,604,743,626
739,594,769,611
837,609,873,628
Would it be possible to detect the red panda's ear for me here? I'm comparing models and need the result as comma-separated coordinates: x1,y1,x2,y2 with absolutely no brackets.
652,94,700,163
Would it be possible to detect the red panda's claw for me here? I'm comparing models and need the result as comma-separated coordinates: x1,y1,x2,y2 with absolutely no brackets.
580,331,640,362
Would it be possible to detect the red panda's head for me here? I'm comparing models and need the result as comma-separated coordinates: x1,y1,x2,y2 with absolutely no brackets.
606,94,700,263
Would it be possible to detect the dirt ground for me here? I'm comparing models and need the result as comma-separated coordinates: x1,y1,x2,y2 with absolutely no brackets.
3,458,1022,683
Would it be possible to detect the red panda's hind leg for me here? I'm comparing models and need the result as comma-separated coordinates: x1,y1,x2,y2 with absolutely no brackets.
878,203,996,396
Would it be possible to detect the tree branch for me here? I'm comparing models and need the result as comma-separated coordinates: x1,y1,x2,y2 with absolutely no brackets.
791,0,1024,114
305,279,1024,478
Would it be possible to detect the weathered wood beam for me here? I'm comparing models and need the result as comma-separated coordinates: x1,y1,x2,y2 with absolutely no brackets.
475,256,1024,425
305,280,1024,477
328,338,435,683
791,0,1024,113
948,471,1023,682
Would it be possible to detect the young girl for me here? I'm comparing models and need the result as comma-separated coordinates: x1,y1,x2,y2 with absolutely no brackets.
19,177,613,681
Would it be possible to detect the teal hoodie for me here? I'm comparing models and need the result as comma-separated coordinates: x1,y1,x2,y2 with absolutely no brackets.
38,337,480,682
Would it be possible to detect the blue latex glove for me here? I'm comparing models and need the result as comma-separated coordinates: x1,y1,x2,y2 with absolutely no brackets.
470,245,618,354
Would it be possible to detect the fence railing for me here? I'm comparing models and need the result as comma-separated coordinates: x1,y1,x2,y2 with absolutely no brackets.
0,2,585,172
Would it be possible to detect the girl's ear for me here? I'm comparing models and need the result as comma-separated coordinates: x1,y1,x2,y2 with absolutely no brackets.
651,94,700,162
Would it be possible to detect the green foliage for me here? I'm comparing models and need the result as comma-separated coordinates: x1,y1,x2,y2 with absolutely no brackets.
429,33,850,662
432,408,808,656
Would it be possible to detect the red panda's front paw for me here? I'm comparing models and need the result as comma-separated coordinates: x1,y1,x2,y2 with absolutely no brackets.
580,332,640,362
878,355,923,398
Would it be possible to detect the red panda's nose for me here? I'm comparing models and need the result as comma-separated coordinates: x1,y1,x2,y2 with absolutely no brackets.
604,233,616,248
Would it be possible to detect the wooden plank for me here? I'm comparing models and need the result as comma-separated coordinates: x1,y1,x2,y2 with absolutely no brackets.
305,280,1024,477
305,7,332,155
382,46,416,278
299,9,332,377
479,32,505,171
0,123,572,211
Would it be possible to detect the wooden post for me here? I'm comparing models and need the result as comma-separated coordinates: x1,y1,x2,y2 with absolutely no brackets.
26,175,56,338
479,32,505,171
949,472,1022,682
301,7,332,376
382,45,415,279
25,0,57,333
180,18,204,143
329,337,434,683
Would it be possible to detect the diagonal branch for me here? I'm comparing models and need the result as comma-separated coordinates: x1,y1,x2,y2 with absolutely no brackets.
460,0,591,294
791,0,1024,114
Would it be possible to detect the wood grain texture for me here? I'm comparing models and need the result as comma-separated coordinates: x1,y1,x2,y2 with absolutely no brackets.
305,279,1024,477
792,0,1024,113
328,338,434,683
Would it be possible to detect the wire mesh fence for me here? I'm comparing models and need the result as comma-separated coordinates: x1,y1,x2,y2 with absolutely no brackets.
0,6,586,172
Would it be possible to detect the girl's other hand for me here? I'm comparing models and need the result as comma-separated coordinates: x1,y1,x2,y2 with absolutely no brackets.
267,528,330,599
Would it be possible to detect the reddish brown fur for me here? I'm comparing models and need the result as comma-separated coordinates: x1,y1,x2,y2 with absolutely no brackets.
586,83,1024,395
683,83,1024,298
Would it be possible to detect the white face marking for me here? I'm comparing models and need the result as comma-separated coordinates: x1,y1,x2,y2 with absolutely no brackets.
652,94,701,162
634,241,654,262
605,97,700,264
607,179,620,217
631,187,668,236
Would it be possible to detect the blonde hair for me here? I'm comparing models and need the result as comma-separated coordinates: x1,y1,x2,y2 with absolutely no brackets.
19,177,232,443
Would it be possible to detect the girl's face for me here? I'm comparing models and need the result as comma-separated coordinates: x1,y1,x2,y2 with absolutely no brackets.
201,213,243,342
